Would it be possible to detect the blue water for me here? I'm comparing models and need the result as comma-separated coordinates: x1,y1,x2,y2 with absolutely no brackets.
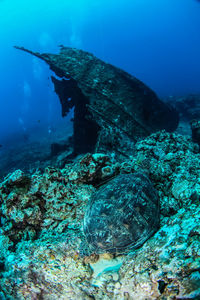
0,0,200,142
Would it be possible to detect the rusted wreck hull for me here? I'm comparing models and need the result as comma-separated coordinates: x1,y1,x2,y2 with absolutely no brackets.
15,46,179,157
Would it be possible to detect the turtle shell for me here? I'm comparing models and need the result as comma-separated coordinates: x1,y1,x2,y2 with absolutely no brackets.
83,172,160,254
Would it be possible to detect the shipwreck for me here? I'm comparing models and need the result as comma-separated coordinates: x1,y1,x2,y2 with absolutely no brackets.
15,46,179,158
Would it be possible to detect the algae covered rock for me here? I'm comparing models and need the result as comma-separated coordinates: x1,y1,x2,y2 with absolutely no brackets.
1,169,30,187
119,130,200,216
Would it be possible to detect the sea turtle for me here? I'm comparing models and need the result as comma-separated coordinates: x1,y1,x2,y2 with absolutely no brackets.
82,172,160,255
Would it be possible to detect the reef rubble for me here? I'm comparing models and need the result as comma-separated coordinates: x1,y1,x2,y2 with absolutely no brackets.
0,131,200,299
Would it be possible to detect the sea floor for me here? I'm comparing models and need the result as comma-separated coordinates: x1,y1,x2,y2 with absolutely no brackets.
0,121,73,179
0,120,200,299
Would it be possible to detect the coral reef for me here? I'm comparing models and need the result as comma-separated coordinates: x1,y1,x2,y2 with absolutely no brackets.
0,131,200,299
